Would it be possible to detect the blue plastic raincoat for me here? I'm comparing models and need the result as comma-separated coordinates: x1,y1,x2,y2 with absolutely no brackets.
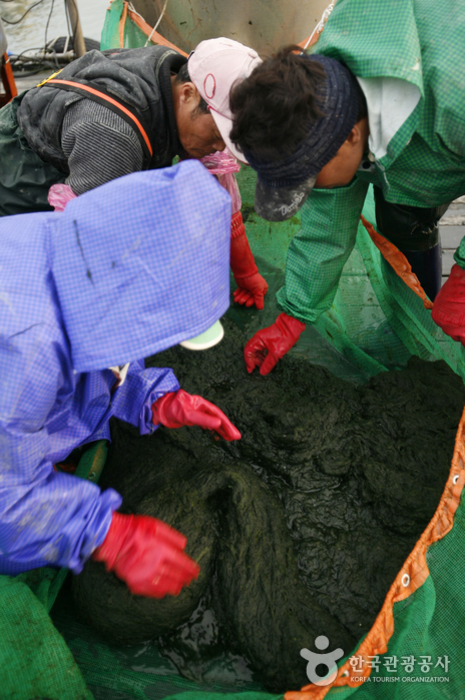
0,159,231,575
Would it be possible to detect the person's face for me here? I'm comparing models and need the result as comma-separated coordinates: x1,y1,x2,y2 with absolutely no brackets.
314,118,369,189
173,80,226,158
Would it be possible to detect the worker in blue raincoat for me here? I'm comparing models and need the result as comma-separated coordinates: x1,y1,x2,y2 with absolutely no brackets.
0,159,240,598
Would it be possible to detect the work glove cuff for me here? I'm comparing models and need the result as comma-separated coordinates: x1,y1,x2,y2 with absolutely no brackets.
275,312,306,339
230,212,259,280
92,511,133,570
151,391,179,427
432,264,465,343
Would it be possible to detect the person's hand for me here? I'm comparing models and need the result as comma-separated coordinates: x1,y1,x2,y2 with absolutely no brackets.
230,212,268,309
92,512,199,598
244,312,306,375
232,272,269,309
432,264,465,344
152,389,241,441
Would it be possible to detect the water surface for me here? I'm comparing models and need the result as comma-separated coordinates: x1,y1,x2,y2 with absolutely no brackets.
1,0,109,54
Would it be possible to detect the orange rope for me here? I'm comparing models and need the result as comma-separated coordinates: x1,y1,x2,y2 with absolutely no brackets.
0,53,18,108
127,8,188,55
297,32,321,50
119,0,128,48
360,215,434,310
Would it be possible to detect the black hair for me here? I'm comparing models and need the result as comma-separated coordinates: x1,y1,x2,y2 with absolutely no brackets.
230,45,365,161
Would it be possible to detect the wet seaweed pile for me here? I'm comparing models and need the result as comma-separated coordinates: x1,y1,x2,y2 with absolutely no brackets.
73,318,465,692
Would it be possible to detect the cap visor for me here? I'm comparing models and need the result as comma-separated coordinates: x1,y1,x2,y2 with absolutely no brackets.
254,175,317,222
179,320,224,350
210,111,249,164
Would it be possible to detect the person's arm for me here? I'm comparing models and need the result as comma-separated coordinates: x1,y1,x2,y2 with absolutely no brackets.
276,177,369,322
0,435,121,575
453,238,465,272
0,436,198,596
230,211,269,309
112,361,240,441
245,178,369,374
61,99,144,195
111,361,181,434
0,326,200,592
92,511,199,598
0,362,200,593
200,154,269,310
431,238,465,343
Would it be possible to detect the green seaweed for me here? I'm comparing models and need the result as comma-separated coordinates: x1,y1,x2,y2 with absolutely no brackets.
73,318,465,692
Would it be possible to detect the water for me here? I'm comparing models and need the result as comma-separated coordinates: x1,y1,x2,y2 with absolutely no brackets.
1,0,109,54
51,577,264,699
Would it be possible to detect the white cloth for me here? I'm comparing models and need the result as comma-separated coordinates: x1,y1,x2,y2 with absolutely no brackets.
356,76,421,160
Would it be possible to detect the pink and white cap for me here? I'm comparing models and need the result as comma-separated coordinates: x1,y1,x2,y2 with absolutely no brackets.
188,37,262,163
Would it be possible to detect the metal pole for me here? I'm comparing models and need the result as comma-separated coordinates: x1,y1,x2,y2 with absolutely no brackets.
65,0,87,58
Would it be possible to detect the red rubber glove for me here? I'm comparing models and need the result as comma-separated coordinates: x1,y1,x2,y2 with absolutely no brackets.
152,389,241,441
432,263,465,344
244,312,306,375
92,512,199,598
230,211,268,309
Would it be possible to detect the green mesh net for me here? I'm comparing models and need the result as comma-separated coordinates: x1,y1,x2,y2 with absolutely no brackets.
1,6,464,699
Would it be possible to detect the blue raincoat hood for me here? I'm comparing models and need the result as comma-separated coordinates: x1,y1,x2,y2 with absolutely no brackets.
50,159,231,372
